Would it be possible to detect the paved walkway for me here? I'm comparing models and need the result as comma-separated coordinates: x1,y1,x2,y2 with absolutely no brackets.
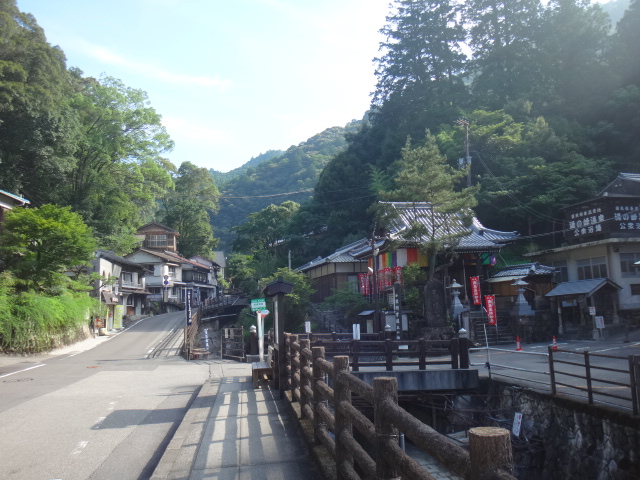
151,363,322,480
151,361,464,480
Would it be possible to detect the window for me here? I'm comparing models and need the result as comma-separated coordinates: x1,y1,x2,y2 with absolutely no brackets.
551,261,568,283
125,295,134,306
168,265,177,277
121,272,133,286
631,284,640,296
146,235,167,247
620,253,640,277
577,257,607,280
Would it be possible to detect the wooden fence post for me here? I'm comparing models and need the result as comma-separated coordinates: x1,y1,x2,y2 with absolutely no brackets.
468,427,513,479
373,377,399,480
312,346,326,442
300,338,311,418
630,355,640,416
352,339,360,372
584,350,594,404
334,356,353,479
289,334,298,394
419,338,426,370
548,346,557,395
451,337,460,369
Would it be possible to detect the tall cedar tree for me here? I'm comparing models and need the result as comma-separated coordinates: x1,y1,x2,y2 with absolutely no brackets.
379,131,478,281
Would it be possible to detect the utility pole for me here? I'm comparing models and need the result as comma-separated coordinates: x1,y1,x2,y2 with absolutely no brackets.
456,119,471,187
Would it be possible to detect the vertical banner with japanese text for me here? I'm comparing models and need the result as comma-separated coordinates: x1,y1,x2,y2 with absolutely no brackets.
470,276,481,305
485,295,497,325
186,289,192,326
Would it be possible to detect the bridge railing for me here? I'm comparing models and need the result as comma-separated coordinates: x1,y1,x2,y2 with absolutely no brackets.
282,333,470,372
284,334,516,480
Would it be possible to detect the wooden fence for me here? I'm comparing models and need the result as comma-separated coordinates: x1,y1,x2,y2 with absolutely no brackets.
283,334,516,480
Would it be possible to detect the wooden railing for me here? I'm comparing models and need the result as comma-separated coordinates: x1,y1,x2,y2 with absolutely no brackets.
284,334,516,480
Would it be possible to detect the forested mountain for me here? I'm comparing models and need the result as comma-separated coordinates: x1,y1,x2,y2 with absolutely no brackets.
212,121,362,250
280,0,640,262
209,150,284,186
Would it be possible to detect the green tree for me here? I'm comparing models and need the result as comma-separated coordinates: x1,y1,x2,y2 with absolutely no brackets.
380,131,478,281
0,0,77,205
373,0,468,115
261,268,314,333
464,0,544,108
612,0,640,86
232,201,300,257
63,75,175,253
319,286,370,324
161,161,220,258
0,204,97,290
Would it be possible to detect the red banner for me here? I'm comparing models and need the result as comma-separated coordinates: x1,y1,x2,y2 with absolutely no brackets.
485,295,497,325
470,276,481,305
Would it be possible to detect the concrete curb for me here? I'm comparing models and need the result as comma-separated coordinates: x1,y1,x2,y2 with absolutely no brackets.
150,377,221,480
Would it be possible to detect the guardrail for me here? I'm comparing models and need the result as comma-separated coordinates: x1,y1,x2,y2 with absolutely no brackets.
284,334,517,480
549,347,640,415
469,345,640,415
468,346,551,387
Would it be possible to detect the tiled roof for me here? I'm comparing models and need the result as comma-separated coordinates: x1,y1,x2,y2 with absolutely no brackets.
386,202,518,252
96,249,142,268
545,278,621,297
491,263,556,278
296,238,369,272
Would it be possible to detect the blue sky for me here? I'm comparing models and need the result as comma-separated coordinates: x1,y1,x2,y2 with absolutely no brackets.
16,0,389,172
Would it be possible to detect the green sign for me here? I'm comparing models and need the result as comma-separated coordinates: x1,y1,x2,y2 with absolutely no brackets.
250,298,266,312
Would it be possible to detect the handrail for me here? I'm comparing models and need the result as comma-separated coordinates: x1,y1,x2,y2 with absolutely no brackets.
468,345,640,414
284,333,517,480
549,347,640,415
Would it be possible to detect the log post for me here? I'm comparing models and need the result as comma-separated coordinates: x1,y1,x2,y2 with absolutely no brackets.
334,356,353,479
373,377,399,480
312,346,326,443
468,427,513,479
300,338,311,418
289,334,298,394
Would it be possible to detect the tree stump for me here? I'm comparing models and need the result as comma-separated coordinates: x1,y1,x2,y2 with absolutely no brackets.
468,427,513,479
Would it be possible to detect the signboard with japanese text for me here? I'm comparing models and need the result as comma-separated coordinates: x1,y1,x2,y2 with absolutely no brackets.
185,289,192,325
470,276,481,305
565,198,640,242
485,295,497,325
251,298,266,312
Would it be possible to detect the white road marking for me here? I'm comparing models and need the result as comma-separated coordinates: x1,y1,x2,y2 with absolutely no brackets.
0,363,46,379
93,417,106,429
70,441,88,455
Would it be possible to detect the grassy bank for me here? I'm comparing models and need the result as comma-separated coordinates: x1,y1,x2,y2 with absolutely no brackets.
0,273,102,354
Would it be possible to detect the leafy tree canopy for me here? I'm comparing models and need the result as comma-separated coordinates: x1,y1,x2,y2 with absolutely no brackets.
0,204,97,291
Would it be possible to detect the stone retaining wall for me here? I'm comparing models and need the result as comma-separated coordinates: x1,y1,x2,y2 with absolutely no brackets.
482,380,640,480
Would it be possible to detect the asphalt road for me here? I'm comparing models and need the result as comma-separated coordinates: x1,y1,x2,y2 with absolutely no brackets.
469,334,640,412
0,312,213,480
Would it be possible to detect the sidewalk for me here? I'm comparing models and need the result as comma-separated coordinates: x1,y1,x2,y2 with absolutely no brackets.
151,362,322,480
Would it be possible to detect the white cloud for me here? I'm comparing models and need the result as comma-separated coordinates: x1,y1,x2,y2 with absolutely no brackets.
162,116,231,144
76,40,232,90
